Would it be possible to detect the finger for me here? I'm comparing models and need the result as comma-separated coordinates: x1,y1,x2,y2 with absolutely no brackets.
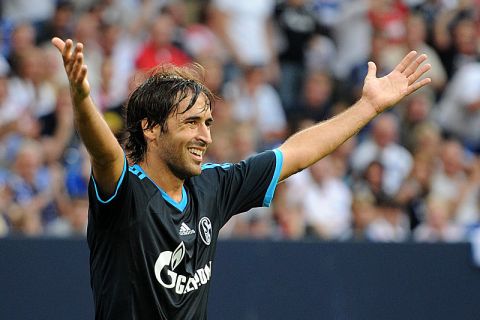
75,65,88,85
404,54,428,77
51,37,65,53
62,39,75,75
67,42,82,71
407,63,431,84
405,77,431,96
71,52,84,82
394,51,417,73
366,61,377,79
63,39,74,63
72,42,83,59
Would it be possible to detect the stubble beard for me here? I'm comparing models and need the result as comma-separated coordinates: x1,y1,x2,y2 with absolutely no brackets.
165,147,202,180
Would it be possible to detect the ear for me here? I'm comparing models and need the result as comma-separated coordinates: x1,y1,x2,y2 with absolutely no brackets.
142,119,158,142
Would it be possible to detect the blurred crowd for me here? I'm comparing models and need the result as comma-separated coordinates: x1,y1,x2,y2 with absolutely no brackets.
0,0,480,243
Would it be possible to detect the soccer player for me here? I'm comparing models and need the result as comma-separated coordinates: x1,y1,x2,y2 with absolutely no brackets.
51,37,430,319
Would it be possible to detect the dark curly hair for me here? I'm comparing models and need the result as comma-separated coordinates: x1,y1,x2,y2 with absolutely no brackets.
124,64,215,164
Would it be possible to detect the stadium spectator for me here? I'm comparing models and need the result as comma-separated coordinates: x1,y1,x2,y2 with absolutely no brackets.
342,193,377,241
196,55,226,95
271,181,307,240
27,48,58,120
36,0,75,46
210,0,278,81
429,139,480,227
410,121,442,160
435,60,480,152
351,113,413,196
434,13,478,79
397,90,435,152
161,0,190,49
383,12,447,94
183,3,227,63
412,0,459,46
349,31,391,99
222,64,287,150
6,139,61,233
71,12,103,101
353,160,389,205
319,0,372,80
329,135,357,181
135,12,191,71
395,152,435,229
286,70,335,131
46,145,89,237
39,86,75,163
97,22,138,111
288,156,352,240
365,195,410,242
274,0,330,109
368,0,409,45
6,22,37,76
0,58,19,141
413,197,465,242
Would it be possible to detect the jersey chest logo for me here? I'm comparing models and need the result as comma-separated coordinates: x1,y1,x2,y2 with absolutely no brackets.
198,217,212,245
154,242,212,295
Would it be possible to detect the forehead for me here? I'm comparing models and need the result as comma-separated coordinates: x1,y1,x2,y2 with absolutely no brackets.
175,93,212,119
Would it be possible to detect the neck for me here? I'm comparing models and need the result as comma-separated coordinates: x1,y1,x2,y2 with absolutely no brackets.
138,155,184,202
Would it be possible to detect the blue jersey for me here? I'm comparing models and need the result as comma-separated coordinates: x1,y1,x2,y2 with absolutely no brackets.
87,149,283,319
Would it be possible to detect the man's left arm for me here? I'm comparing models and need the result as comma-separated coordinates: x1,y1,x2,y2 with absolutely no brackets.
278,51,431,181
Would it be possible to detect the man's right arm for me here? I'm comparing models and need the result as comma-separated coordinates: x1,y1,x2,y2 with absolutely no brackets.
52,38,124,196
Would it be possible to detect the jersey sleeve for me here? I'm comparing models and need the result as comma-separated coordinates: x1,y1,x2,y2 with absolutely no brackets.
87,156,134,231
201,149,283,226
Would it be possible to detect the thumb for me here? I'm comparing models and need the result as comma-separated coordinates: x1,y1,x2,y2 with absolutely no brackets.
366,61,377,80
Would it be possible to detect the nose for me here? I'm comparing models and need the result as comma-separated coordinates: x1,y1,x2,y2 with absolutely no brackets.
197,122,212,145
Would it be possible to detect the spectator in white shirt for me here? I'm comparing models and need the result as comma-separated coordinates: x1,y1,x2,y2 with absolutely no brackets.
351,112,413,196
413,197,465,243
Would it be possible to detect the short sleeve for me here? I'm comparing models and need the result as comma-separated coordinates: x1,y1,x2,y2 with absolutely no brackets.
88,156,134,230
200,149,283,225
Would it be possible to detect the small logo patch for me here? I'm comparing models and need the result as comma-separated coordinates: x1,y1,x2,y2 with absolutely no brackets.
199,217,212,245
179,223,195,236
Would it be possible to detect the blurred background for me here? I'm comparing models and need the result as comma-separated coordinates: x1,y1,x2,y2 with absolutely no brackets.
1,0,480,244
1,0,480,319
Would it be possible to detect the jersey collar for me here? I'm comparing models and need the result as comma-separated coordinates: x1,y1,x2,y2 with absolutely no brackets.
130,164,188,212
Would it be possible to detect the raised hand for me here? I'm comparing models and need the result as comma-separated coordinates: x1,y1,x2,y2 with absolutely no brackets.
51,37,90,102
51,38,124,196
361,51,431,114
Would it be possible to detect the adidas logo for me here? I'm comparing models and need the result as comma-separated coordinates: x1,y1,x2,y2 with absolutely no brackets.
179,223,196,236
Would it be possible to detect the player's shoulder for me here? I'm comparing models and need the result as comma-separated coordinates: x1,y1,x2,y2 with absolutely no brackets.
200,162,234,173
190,162,234,185
126,164,161,195
196,151,278,179
200,151,277,173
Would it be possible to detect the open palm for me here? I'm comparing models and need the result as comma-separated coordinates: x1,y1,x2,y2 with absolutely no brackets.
362,51,431,114
51,37,91,102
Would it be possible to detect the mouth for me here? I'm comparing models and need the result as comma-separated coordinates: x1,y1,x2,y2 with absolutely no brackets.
187,147,205,162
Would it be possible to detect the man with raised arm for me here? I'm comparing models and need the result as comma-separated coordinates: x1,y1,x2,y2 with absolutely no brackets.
51,37,430,320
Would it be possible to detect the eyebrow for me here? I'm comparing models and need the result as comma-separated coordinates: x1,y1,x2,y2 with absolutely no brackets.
183,115,214,123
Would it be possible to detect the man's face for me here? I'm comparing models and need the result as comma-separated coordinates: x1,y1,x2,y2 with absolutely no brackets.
156,93,213,179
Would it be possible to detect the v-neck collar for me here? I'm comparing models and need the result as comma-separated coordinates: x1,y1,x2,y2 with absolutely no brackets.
130,164,188,212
